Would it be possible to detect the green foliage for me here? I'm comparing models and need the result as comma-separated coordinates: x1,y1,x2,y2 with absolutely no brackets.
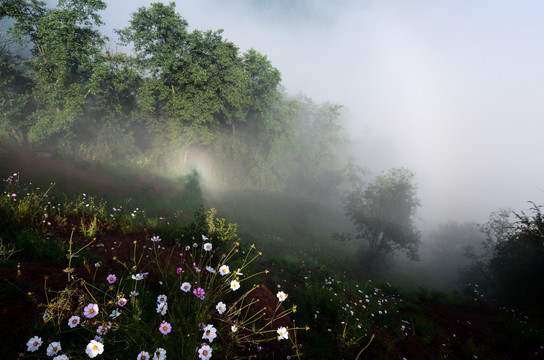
2,0,107,143
488,204,544,307
0,37,33,144
0,173,54,232
1,0,349,192
342,168,421,277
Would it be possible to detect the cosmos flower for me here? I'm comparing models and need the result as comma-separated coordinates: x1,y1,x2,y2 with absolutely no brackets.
231,325,238,333
131,272,148,281
83,303,99,319
277,326,289,340
118,297,128,307
159,321,172,335
157,302,168,315
198,343,212,360
150,235,161,242
53,355,69,360
97,325,108,336
201,235,208,241
137,351,151,360
202,324,217,343
219,265,230,276
130,290,139,297
181,282,192,292
206,266,215,273
153,348,167,360
176,267,183,275
276,291,288,302
68,315,80,328
193,287,205,299
216,301,227,314
203,243,212,251
46,341,61,356
85,340,104,358
230,280,240,291
109,309,121,319
157,294,167,304
43,312,51,321
26,336,42,352
106,274,117,284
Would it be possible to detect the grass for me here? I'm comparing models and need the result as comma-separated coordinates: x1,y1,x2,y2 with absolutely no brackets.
1,169,544,359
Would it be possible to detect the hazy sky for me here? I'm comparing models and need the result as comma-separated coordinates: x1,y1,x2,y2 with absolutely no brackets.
94,0,544,224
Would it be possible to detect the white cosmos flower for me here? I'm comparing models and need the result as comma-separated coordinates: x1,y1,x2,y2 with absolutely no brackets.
85,340,104,358
132,273,145,281
206,266,215,273
26,336,42,352
203,242,212,251
202,324,217,343
219,264,230,276
180,282,191,292
46,341,61,356
231,325,238,332
230,279,240,291
277,326,289,340
157,302,168,315
276,291,288,302
109,309,122,319
53,355,69,360
157,294,167,304
216,301,227,314
153,347,167,360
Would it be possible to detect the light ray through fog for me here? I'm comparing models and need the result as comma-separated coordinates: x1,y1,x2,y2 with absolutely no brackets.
92,0,544,223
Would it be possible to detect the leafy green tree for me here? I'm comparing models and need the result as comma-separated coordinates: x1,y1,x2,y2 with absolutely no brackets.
342,168,421,277
2,0,107,143
117,2,289,185
241,48,282,120
0,32,33,143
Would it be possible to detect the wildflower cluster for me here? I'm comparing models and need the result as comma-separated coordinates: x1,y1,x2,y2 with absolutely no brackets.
26,211,304,359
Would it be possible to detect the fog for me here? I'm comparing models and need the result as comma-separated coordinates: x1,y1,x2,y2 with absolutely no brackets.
81,0,544,226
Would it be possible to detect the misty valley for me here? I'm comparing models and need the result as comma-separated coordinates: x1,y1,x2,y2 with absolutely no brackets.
1,1,543,359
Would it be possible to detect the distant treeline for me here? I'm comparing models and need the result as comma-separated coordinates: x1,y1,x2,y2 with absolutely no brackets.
0,1,347,190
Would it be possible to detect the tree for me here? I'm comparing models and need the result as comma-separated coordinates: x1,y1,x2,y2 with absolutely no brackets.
0,30,33,143
425,221,484,291
2,0,107,143
459,208,515,296
342,168,421,277
487,203,544,306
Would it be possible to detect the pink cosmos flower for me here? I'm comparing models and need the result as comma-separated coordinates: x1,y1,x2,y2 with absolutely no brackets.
159,321,172,335
137,351,151,360
193,287,205,299
84,303,99,319
68,315,80,328
198,343,213,360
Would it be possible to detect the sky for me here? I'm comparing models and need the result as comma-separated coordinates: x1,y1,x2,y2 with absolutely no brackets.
91,0,544,224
